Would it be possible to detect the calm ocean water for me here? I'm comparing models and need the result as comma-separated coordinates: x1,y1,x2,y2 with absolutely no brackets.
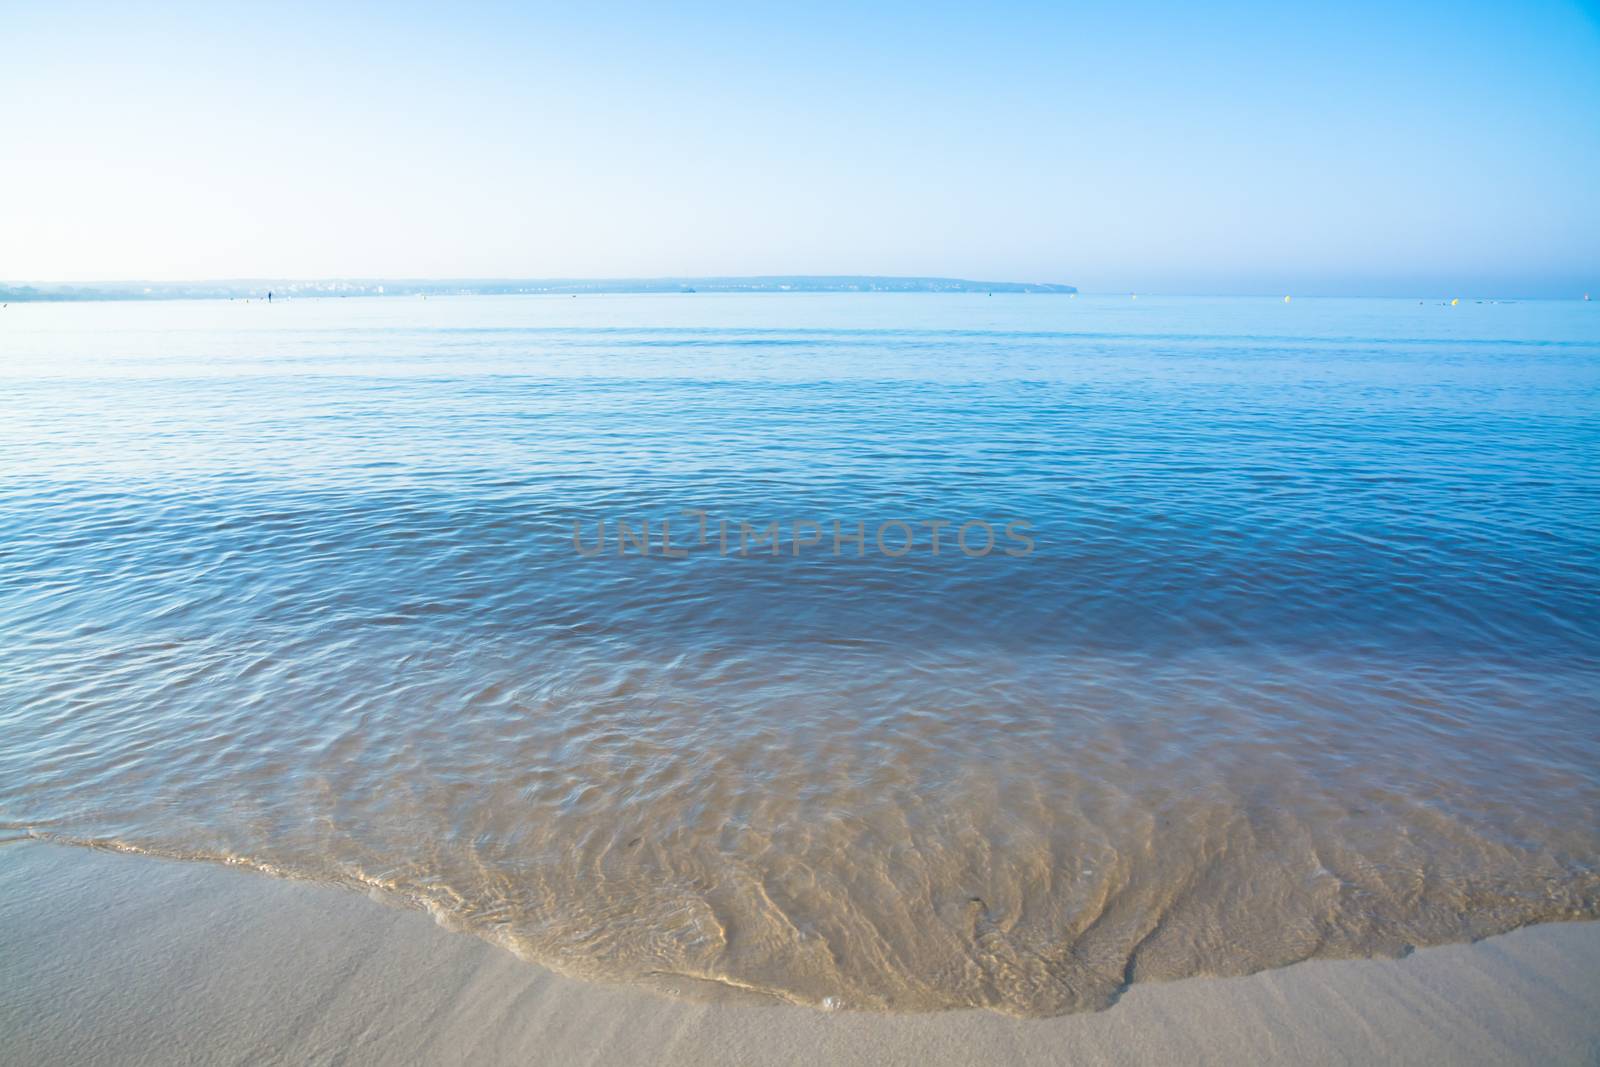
2,293,1598,1014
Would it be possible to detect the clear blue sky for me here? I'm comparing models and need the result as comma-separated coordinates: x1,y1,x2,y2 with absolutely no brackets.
3,1,1597,295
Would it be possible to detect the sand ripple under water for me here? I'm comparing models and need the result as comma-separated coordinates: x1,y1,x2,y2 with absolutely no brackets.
2,295,1598,1014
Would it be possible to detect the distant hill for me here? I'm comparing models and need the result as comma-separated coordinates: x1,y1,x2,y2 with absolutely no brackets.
0,276,1076,302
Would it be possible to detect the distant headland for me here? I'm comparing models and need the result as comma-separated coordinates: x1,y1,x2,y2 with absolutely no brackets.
0,276,1076,302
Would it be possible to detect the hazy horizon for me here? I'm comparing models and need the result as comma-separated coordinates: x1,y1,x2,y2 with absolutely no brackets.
4,1,1598,297
2,275,1594,301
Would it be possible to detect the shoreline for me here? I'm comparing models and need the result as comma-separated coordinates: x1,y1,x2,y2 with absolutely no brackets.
3,841,1597,1065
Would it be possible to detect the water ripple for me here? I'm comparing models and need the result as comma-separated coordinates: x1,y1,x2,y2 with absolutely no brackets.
1,294,1598,1014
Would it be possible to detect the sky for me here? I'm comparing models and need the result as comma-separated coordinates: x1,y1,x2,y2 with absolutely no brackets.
3,1,1598,296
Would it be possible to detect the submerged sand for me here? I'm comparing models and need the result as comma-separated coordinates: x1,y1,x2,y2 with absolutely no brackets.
2,841,1597,1066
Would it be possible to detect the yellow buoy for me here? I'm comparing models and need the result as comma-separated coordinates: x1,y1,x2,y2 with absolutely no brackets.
1283,295,1291,303
1450,298,1460,306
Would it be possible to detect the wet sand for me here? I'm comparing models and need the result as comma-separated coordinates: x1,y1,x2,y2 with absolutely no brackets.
2,842,1597,1065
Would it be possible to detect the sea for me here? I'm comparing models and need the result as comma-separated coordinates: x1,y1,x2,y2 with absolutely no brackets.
1,292,1597,1014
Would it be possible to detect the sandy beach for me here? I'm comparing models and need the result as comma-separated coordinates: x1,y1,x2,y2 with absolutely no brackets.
2,840,1595,1066
7,2,1599,1064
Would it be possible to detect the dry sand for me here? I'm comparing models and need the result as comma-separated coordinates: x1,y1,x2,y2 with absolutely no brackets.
2,840,1597,1066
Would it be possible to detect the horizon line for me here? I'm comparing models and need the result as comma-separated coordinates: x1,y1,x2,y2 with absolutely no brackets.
1,275,1592,303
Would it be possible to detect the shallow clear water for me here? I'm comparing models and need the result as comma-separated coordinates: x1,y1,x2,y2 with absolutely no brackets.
2,293,1598,1014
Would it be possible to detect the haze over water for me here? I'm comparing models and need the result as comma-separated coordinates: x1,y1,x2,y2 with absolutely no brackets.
2,293,1598,1015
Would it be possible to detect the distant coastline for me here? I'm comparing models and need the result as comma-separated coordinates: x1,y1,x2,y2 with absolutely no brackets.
0,276,1076,302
